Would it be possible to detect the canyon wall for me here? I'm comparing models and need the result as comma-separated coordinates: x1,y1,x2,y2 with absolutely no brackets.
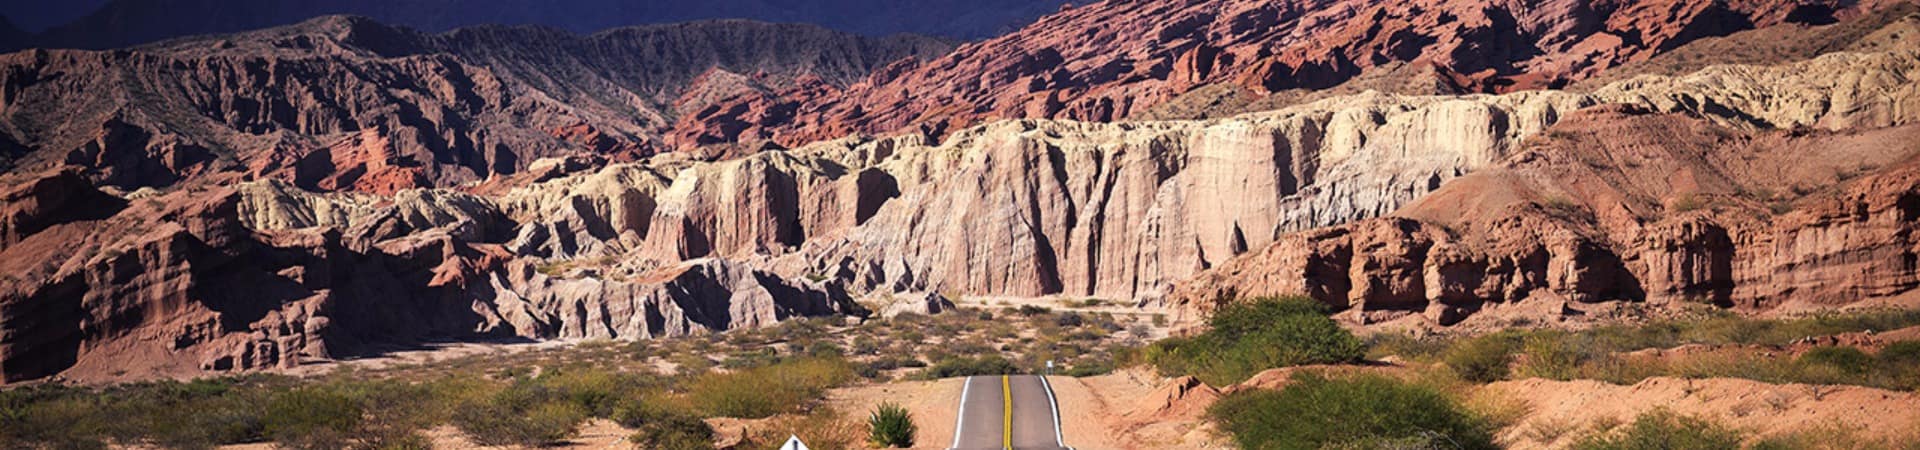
5,4,1920,383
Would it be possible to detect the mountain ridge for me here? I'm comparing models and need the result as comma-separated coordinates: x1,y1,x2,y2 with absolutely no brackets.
0,15,953,193
0,0,1066,52
664,0,1887,150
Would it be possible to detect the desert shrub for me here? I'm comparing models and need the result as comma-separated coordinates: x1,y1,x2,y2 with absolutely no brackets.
744,409,865,450
1516,331,1601,380
670,353,718,377
1444,334,1519,383
613,395,713,449
1748,422,1920,450
140,392,268,449
545,366,653,417
849,335,881,355
807,341,846,358
451,380,587,447
1207,372,1496,450
264,386,362,450
691,356,855,418
1016,305,1051,316
1685,310,1920,347
1064,357,1117,377
1878,341,1920,367
917,355,1021,379
1571,410,1741,450
1364,333,1453,362
0,390,109,450
723,348,788,370
1144,296,1364,385
93,379,270,449
628,413,714,450
1391,309,1920,371
337,380,440,450
1800,346,1875,375
867,402,917,448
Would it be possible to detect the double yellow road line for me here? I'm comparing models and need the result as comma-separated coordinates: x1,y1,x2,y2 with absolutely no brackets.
1001,375,1013,449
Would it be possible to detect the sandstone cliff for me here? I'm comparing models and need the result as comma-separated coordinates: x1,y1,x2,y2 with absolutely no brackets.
0,166,856,383
1171,103,1920,327
500,45,1920,306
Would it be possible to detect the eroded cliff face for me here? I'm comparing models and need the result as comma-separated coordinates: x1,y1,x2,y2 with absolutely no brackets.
2,0,1882,200
486,45,1920,305
1171,103,1920,327
6,7,1920,383
0,16,951,194
0,168,856,383
666,0,1884,149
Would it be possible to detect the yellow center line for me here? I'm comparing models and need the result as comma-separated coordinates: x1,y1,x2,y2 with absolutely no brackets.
1002,375,1013,450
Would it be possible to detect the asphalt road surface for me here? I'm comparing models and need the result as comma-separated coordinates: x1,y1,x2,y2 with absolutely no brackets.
948,375,1072,450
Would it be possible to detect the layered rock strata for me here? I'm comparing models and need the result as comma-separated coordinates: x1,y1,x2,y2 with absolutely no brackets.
6,7,1920,383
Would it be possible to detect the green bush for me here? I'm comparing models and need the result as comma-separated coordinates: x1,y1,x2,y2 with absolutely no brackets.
628,413,714,450
612,396,713,449
90,379,270,449
1800,346,1875,375
918,355,1022,379
264,386,362,450
1571,410,1741,450
0,392,109,450
335,380,438,450
532,366,660,418
1016,305,1051,316
140,393,267,449
1207,372,1496,450
866,401,917,448
1445,334,1518,383
690,356,855,418
1063,358,1117,377
452,381,587,447
1878,341,1920,367
1516,331,1600,380
1144,296,1364,385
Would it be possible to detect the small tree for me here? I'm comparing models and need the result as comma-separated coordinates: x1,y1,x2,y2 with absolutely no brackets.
866,402,917,448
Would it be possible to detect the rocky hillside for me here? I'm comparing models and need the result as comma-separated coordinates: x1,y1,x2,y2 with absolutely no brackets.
665,0,1888,148
4,1,1920,384
1171,32,1920,325
0,16,949,193
0,0,1064,50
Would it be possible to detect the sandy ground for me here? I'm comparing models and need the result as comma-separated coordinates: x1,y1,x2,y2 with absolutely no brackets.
1045,375,1132,449
220,419,632,449
1055,370,1228,449
279,340,581,378
821,378,964,449
1490,376,1920,449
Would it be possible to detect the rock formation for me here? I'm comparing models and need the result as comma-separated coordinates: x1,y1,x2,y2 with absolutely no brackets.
667,0,1884,149
4,1,1920,383
0,16,951,194
1172,100,1920,326
2,0,1058,51
0,165,855,383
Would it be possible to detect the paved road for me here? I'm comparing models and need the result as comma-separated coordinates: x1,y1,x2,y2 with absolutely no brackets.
949,375,1072,450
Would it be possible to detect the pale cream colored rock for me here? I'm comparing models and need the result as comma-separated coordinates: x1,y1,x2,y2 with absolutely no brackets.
484,48,1920,306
